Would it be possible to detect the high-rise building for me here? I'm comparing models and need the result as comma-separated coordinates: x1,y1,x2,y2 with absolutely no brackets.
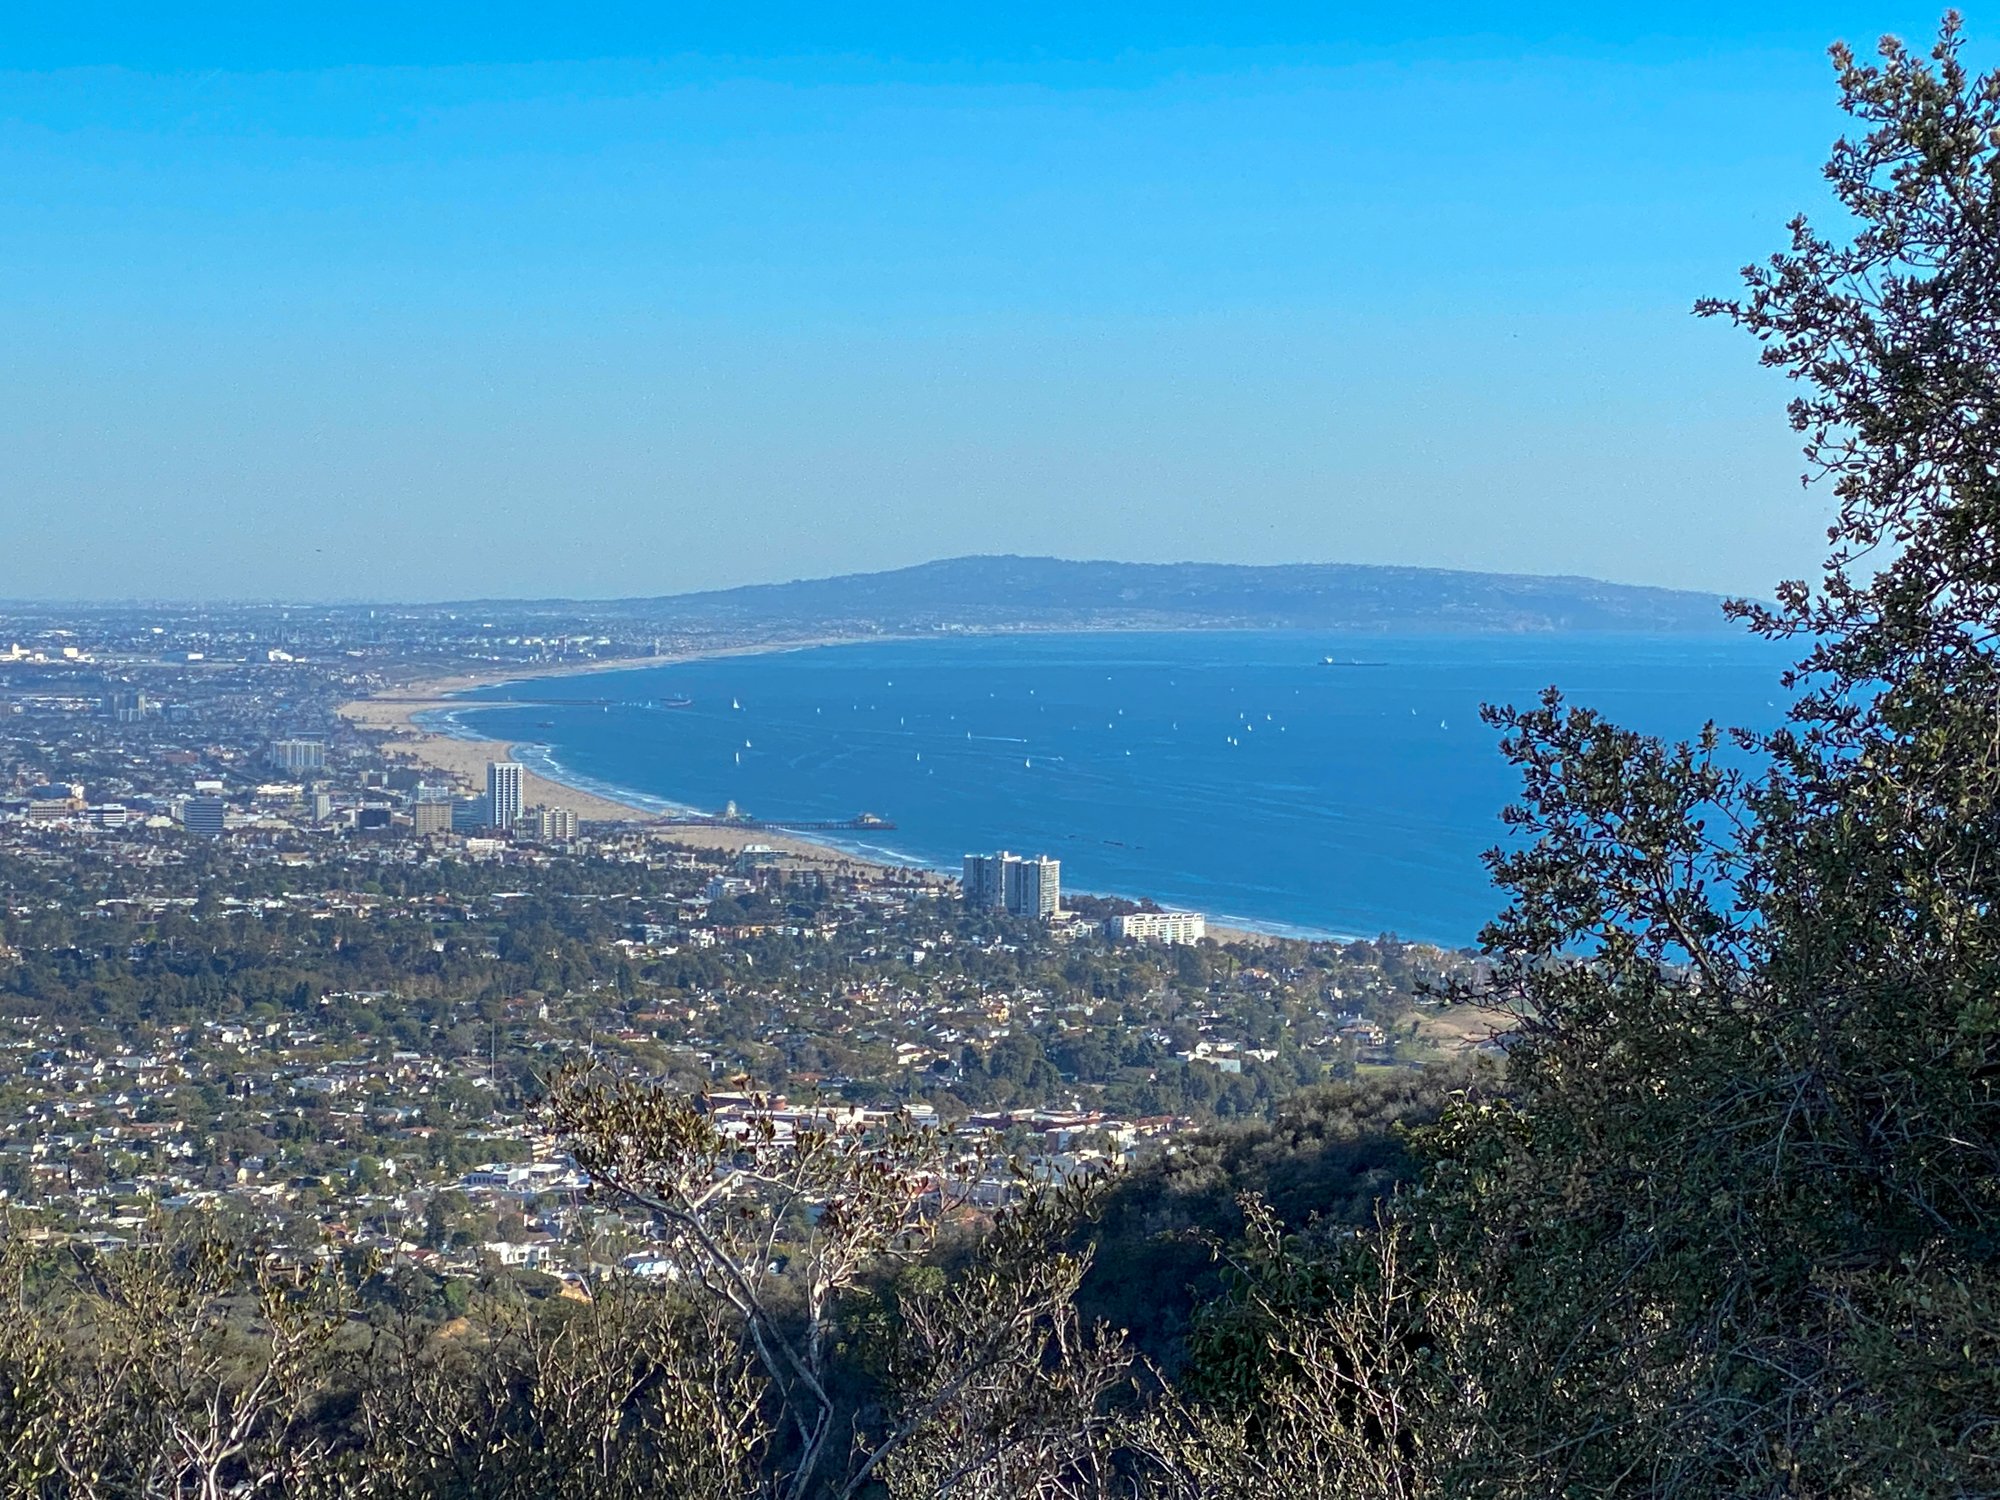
1004,855,1061,918
183,795,226,837
514,806,579,840
962,850,1060,918
268,738,326,773
452,796,492,833
962,852,1010,910
486,762,524,829
411,800,454,835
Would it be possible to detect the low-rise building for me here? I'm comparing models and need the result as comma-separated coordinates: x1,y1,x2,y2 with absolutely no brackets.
1108,910,1206,944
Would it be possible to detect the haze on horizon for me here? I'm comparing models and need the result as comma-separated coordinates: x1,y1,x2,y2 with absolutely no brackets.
0,2,1968,604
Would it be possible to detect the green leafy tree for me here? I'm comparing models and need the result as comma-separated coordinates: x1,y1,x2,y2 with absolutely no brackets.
1143,19,2000,1497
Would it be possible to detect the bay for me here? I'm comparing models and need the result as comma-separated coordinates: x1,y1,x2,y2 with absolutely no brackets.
439,629,1792,945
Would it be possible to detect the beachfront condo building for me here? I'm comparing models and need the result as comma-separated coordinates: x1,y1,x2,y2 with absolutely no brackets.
963,852,1009,910
1005,854,1062,918
487,761,524,830
963,850,1061,918
1108,910,1207,945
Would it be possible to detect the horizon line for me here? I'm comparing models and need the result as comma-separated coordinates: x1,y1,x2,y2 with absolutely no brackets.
0,551,1746,611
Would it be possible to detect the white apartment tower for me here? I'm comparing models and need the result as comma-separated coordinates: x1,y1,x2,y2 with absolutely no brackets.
486,761,525,830
962,850,1061,918
962,852,1010,910
1004,855,1062,918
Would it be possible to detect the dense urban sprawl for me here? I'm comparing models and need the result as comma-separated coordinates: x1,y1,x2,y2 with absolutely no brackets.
0,603,1489,1291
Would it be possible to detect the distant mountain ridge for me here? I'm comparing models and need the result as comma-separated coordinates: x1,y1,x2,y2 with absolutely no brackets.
596,555,1734,634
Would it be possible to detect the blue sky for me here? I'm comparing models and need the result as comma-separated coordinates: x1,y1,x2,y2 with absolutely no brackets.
0,4,1967,601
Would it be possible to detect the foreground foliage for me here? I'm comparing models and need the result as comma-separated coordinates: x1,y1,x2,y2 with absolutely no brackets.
0,1063,1464,1498
1139,20,2000,1496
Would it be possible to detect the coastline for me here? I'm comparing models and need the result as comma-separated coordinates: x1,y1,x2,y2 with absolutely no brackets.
339,640,1300,944
338,639,929,875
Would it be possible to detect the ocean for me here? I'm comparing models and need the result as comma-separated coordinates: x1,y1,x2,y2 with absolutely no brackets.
435,630,1793,945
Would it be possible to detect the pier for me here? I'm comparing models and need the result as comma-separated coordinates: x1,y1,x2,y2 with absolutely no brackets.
657,811,896,833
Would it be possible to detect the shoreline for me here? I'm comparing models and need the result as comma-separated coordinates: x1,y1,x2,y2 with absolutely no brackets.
339,640,1318,945
338,638,933,875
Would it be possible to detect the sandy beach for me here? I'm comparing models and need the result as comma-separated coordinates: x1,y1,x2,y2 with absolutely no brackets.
338,648,923,875
339,646,1287,937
